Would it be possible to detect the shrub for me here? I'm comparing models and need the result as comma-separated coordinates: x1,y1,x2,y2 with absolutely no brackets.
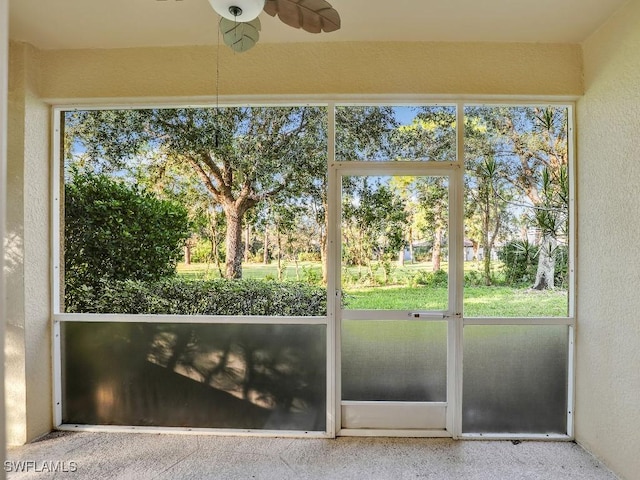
297,252,321,262
64,170,190,305
499,240,537,286
67,278,327,316
410,269,448,287
189,239,215,263
301,265,323,286
554,245,569,289
464,270,484,287
499,240,569,288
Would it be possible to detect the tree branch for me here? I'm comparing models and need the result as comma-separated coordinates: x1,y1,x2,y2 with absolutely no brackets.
201,152,234,199
183,155,222,202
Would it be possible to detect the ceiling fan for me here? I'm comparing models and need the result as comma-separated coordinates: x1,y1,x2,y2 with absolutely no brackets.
208,0,341,52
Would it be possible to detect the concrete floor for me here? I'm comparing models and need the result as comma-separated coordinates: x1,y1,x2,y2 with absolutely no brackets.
6,432,619,480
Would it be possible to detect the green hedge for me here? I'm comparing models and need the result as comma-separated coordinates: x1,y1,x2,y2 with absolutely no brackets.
67,278,327,316
65,170,190,292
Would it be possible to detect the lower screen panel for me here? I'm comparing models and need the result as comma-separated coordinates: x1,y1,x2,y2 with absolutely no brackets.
462,325,569,434
341,320,447,402
61,322,326,431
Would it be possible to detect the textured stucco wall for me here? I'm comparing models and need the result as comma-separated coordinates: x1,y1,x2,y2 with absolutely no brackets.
576,1,640,479
38,41,583,99
6,40,28,446
1,0,9,469
5,41,51,446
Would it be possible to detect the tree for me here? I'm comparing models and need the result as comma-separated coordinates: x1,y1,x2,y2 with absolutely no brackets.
66,106,404,283
495,106,568,290
264,198,305,281
65,107,327,279
531,164,569,289
389,107,457,162
131,150,227,274
342,177,407,284
465,106,569,289
388,176,421,266
384,107,457,272
464,157,512,285
64,170,190,308
334,106,399,282
416,177,449,271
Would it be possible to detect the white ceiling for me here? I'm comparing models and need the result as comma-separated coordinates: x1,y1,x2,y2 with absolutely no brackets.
9,0,629,50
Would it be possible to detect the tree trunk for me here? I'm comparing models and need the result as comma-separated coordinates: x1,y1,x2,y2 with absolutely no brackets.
472,240,480,262
408,227,414,264
409,244,415,264
184,243,191,265
482,215,491,286
224,206,245,279
209,214,224,276
432,228,442,272
533,235,557,290
483,249,492,286
397,219,408,266
244,224,251,263
277,229,283,281
294,251,300,281
263,230,270,265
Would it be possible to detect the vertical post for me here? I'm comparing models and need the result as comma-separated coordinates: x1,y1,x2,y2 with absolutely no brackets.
52,111,63,315
566,104,577,438
51,109,63,426
449,102,466,438
0,0,9,476
326,102,337,437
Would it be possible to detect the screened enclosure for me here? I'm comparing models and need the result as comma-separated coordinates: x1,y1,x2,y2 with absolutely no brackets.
53,101,574,438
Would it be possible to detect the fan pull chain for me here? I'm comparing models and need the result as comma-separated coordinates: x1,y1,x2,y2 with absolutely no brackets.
215,19,221,148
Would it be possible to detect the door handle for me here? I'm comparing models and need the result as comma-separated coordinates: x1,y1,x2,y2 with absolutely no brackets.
408,312,445,319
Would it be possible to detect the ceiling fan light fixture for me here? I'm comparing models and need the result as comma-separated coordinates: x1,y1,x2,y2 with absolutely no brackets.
208,0,265,22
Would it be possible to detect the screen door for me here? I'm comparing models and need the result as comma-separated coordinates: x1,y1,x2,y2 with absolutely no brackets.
338,173,456,435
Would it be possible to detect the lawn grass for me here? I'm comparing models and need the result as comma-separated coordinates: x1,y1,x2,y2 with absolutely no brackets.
344,285,568,317
176,261,569,317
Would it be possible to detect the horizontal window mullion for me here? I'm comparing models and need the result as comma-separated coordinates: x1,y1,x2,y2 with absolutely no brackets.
334,162,460,176
53,313,328,325
463,316,575,326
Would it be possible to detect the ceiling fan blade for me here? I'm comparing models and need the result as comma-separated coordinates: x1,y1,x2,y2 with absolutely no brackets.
263,0,340,34
220,17,261,53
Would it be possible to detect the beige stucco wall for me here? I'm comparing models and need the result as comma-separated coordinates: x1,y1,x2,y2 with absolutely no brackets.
576,1,640,479
1,0,9,469
5,41,51,446
38,41,583,99
5,38,583,445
